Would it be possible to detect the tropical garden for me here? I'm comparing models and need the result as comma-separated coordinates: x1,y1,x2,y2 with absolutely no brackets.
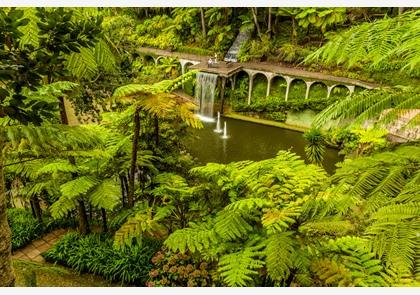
0,7,419,287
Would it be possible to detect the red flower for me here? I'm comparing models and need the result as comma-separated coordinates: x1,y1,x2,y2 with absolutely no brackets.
146,281,155,287
149,269,159,278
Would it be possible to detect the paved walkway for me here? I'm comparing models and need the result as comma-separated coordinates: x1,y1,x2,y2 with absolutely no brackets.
12,228,70,263
137,47,379,88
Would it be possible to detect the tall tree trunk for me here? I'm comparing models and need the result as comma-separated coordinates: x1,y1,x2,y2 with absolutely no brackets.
251,8,262,39
267,7,272,39
398,7,405,15
128,108,140,208
200,8,207,40
58,97,69,125
119,175,126,208
56,71,90,235
154,114,159,147
0,154,15,286
291,17,297,45
123,175,129,204
30,199,36,218
101,208,108,232
77,200,90,235
88,204,92,221
273,14,279,35
31,195,42,223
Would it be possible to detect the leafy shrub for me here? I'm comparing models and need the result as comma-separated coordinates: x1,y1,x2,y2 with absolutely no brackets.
145,248,222,287
178,46,213,56
43,232,161,285
232,97,338,113
135,15,182,50
238,35,273,62
7,208,75,250
7,208,44,250
304,128,326,165
265,112,287,122
277,43,313,64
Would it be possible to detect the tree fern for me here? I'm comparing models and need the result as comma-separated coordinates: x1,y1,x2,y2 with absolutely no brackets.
311,236,391,286
218,239,265,287
87,178,120,210
114,203,172,248
18,8,40,48
312,87,420,129
305,10,420,76
265,232,296,282
261,207,300,234
214,210,253,241
66,47,98,80
163,222,217,253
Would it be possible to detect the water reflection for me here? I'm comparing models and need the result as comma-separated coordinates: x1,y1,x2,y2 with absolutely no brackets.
184,117,343,174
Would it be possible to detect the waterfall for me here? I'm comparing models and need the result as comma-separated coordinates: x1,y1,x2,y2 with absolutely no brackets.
224,28,252,63
195,72,218,119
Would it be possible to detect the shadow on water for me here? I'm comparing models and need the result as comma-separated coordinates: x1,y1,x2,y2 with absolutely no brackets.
184,117,343,174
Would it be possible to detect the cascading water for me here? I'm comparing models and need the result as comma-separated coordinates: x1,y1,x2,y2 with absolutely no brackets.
224,28,252,63
195,72,218,120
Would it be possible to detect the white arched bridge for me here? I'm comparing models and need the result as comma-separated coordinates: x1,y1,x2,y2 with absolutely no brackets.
137,47,379,105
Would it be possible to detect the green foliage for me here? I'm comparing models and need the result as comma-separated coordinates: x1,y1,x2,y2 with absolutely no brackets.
304,128,326,165
43,232,161,285
165,151,330,286
265,232,296,282
7,208,76,250
7,208,44,250
233,97,339,113
296,8,347,33
135,15,182,50
312,87,420,130
218,239,265,287
311,237,391,286
238,35,273,62
305,10,420,77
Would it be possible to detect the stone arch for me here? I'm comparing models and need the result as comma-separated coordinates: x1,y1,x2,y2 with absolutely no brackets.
354,85,366,95
231,70,251,103
307,81,328,99
179,59,200,75
140,54,156,65
269,75,287,99
288,78,306,100
251,72,269,101
328,84,351,98
155,56,165,64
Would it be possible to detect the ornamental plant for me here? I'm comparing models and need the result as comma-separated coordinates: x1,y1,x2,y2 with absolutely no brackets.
145,248,222,287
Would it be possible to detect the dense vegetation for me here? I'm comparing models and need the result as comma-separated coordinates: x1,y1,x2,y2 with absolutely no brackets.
0,7,419,288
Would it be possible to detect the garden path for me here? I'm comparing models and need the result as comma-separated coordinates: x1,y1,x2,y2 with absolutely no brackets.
12,228,70,263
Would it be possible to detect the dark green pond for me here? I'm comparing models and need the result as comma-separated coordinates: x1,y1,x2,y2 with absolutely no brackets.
185,117,343,174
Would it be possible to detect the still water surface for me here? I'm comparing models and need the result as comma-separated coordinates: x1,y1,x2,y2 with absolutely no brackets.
185,117,342,174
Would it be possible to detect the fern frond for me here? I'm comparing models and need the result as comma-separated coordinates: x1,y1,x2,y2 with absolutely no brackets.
262,207,300,234
36,160,78,176
164,222,217,253
60,175,99,198
218,239,265,287
87,178,120,210
66,47,98,80
214,210,253,241
265,232,296,282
